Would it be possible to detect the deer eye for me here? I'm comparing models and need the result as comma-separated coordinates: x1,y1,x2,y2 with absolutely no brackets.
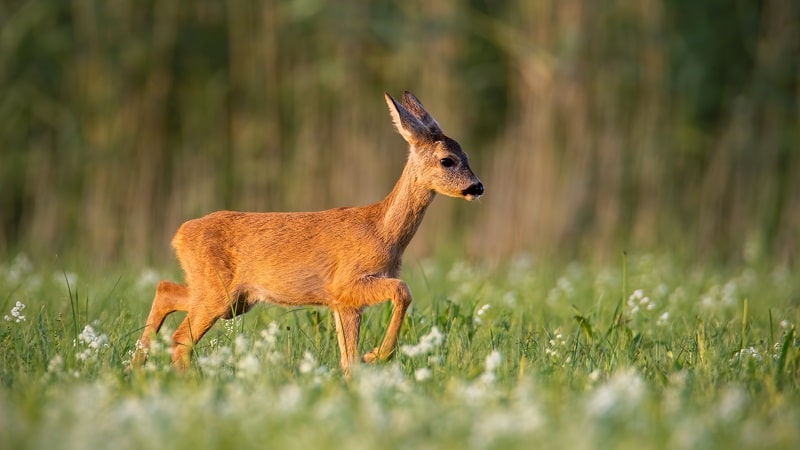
440,157,456,168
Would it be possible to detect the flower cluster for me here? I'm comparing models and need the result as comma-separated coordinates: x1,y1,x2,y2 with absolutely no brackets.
628,289,656,314
414,367,432,382
4,301,26,323
75,324,109,361
474,303,491,325
732,346,762,362
4,254,33,283
457,350,505,402
194,321,294,379
546,276,576,305
586,368,645,418
253,321,282,363
544,328,568,360
478,350,502,385
297,350,329,383
400,326,444,358
700,280,740,310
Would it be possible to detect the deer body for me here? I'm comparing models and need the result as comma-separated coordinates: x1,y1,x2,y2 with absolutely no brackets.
133,92,483,375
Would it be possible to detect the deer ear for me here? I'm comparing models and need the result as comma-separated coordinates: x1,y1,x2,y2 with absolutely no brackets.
385,92,430,145
401,91,442,135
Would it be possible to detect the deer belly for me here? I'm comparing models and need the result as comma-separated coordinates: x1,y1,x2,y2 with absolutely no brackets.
241,282,332,307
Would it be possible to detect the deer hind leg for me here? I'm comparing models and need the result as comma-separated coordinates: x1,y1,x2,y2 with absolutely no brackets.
351,278,412,364
131,281,189,367
332,307,362,377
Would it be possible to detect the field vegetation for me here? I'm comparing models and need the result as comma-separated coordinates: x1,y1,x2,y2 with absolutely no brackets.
1,253,798,449
1,1,798,448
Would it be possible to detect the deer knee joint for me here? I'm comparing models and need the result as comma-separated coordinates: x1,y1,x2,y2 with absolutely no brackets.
395,282,412,307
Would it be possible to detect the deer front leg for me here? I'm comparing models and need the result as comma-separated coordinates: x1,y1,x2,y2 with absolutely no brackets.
355,278,412,364
332,307,362,377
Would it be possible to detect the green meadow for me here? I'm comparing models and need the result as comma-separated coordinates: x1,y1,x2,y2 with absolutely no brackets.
2,2,798,449
1,253,797,450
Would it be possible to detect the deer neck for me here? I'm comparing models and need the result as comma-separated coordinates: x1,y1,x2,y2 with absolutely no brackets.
377,161,436,252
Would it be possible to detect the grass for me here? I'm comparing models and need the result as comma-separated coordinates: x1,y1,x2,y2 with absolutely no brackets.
0,252,798,449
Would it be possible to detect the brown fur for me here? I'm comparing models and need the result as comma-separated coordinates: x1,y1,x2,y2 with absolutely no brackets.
131,92,483,375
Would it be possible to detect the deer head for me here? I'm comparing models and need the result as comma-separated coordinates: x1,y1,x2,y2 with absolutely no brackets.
385,91,484,201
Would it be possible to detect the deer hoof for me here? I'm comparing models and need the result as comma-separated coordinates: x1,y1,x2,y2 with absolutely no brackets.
362,348,379,364
362,347,395,363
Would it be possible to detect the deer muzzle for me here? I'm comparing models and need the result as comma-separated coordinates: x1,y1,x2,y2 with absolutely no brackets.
462,182,484,199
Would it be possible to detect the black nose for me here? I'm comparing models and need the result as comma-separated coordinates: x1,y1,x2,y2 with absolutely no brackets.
463,182,484,197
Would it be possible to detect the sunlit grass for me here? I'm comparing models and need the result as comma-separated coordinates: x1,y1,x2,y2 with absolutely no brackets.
1,253,798,449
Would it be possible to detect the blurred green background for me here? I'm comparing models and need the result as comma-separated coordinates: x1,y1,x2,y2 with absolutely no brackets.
1,0,797,266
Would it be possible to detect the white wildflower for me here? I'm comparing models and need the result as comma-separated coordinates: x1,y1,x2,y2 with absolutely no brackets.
474,304,491,324
47,354,64,373
773,342,782,360
252,323,283,363
4,301,26,322
6,254,33,283
547,276,575,305
236,353,261,378
718,388,746,422
234,334,249,354
414,367,432,382
223,316,242,336
296,350,328,382
74,324,109,362
472,382,543,447
355,364,410,398
54,271,78,287
780,320,791,329
545,328,567,360
700,293,715,309
479,350,502,385
258,322,280,347
277,383,303,413
147,336,164,357
135,268,160,290
663,370,688,414
298,351,317,374
400,326,444,358
77,325,109,350
732,346,761,362
447,261,475,283
484,350,502,372
721,281,737,306
701,282,738,310
76,348,92,361
657,311,670,326
586,369,644,417
121,344,138,368
627,289,655,315
502,291,517,306
198,345,233,375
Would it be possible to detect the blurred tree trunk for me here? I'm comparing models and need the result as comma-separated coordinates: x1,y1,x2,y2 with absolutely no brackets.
0,0,796,266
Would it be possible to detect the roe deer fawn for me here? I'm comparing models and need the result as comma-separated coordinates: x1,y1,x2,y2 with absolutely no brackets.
131,91,484,375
